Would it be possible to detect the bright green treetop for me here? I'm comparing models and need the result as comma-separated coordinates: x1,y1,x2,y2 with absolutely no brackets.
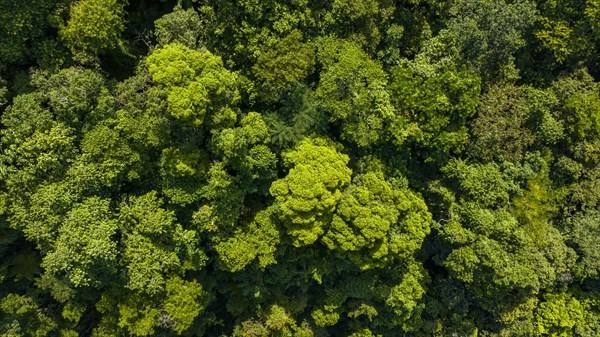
60,0,126,56
322,171,432,269
270,137,352,246
146,43,240,128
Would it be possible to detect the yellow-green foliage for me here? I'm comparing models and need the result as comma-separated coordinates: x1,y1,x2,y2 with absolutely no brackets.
0,294,59,336
214,208,280,272
270,137,352,246
232,305,314,337
164,276,207,334
2,1,600,337
535,292,584,336
146,43,239,127
60,0,126,55
41,197,118,288
119,192,206,295
322,172,432,269
117,296,161,337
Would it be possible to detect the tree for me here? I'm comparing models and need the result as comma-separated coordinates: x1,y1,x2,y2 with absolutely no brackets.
34,67,112,131
469,83,535,162
86,192,209,336
119,191,205,295
436,158,577,329
231,304,314,337
41,197,118,289
253,30,315,101
0,293,60,337
212,208,280,272
535,0,600,71
163,276,208,334
323,0,395,52
0,0,70,69
146,43,239,128
388,66,480,163
567,208,600,280
0,77,6,105
270,137,352,246
322,171,431,269
551,70,600,149
534,292,584,336
154,5,204,50
407,0,536,84
262,85,327,149
60,0,127,57
188,0,316,71
315,38,395,147
211,112,277,195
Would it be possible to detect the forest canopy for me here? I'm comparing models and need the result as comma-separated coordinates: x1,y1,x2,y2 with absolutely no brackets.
1,0,600,336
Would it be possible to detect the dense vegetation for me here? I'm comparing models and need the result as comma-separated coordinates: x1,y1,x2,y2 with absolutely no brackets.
1,0,599,336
